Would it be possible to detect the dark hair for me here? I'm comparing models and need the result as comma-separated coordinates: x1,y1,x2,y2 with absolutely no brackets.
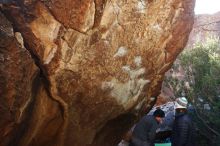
176,108,187,113
153,109,165,118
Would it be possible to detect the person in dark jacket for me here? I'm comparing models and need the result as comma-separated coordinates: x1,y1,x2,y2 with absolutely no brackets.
130,109,165,146
171,97,196,146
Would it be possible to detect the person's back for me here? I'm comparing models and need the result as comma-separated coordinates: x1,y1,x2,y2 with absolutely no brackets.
133,115,158,142
171,97,196,146
130,109,165,146
172,112,195,146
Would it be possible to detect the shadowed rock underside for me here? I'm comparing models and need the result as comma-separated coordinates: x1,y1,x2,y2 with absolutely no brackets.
0,0,195,146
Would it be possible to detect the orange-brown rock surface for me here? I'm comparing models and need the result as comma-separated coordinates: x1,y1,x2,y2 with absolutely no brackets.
0,0,195,145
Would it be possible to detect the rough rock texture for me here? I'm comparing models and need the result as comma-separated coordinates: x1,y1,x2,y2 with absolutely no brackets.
0,11,63,146
0,12,38,146
159,60,185,102
186,11,220,48
0,0,195,146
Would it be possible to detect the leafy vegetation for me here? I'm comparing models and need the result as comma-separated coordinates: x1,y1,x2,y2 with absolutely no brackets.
180,37,220,101
165,37,220,145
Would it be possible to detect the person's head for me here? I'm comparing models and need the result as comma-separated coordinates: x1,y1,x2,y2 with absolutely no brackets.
174,97,188,113
174,97,188,109
153,109,165,124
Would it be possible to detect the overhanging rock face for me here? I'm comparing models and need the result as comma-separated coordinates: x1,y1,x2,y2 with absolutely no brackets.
0,0,195,146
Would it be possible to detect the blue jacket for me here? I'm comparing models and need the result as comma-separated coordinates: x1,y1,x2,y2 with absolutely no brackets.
171,112,196,146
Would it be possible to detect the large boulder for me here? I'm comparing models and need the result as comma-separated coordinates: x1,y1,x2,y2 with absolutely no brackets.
0,0,195,145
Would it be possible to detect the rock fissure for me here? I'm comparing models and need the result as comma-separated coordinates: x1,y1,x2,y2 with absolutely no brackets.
0,0,195,146
1,7,69,146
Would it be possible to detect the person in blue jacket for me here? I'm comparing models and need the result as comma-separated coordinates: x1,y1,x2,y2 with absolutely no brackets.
130,109,165,146
171,97,196,146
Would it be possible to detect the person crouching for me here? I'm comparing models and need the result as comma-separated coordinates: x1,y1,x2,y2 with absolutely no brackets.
130,109,165,146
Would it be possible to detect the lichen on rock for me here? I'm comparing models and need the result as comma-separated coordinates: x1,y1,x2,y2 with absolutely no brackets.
0,0,195,145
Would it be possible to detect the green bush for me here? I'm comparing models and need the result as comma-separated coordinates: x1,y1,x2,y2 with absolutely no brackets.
180,37,220,101
165,37,220,145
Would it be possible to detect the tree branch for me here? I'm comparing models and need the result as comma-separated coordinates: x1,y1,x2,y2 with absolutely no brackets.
193,103,220,136
201,27,220,32
195,20,220,28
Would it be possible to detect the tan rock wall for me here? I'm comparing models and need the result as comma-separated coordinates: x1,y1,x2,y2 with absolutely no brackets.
0,0,195,145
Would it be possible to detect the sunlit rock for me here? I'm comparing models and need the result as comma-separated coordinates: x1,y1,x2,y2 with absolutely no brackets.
0,0,195,145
